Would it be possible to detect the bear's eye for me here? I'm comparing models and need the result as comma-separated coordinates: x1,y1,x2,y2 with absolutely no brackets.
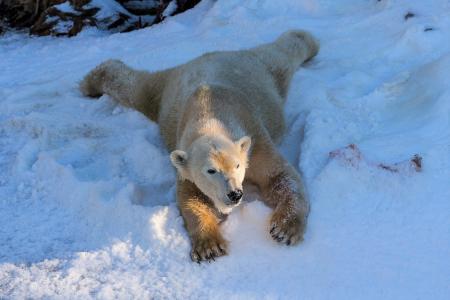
207,169,216,174
236,164,240,169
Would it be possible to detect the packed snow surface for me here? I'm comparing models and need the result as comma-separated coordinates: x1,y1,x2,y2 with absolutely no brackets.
1,0,449,298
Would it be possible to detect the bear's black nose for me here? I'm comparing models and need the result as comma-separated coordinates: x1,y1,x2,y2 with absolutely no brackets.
227,189,243,204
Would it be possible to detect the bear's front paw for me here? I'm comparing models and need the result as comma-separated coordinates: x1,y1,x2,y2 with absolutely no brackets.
191,233,228,263
269,206,306,246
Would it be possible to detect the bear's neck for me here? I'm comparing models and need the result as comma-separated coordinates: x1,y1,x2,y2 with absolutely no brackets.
176,84,250,151
179,117,245,151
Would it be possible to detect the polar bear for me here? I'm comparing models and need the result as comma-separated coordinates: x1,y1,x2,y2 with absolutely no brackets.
80,30,319,262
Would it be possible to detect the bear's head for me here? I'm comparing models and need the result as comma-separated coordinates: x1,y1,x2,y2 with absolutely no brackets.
170,135,251,213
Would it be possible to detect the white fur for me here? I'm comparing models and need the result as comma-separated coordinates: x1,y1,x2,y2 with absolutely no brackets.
80,30,318,217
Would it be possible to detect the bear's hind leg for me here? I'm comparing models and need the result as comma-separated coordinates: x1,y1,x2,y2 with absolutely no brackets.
80,59,169,121
249,30,319,99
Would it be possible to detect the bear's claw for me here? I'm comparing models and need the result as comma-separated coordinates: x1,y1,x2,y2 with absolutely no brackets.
191,235,227,263
269,207,306,246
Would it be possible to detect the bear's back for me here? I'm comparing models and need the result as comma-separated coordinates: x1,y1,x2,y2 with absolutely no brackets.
158,50,286,150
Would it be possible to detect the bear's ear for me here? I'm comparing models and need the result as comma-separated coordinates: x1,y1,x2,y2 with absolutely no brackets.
236,136,251,153
170,150,188,169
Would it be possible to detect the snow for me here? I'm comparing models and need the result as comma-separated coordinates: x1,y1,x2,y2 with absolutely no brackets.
163,1,178,18
1,0,449,298
54,2,77,14
88,0,133,20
